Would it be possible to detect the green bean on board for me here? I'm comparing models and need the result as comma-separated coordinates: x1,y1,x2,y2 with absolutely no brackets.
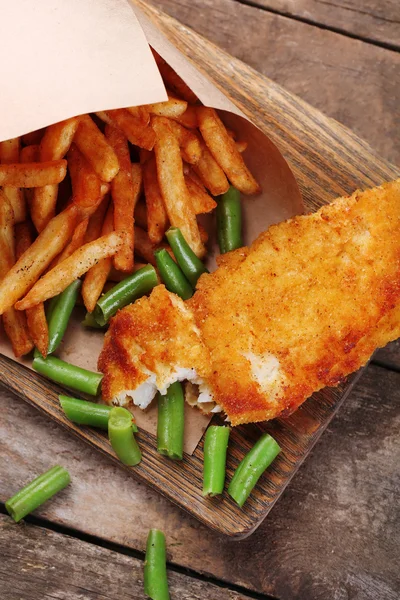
59,394,114,430
144,529,170,600
154,248,193,300
47,279,81,354
33,355,103,396
217,186,243,254
165,226,208,287
157,382,185,460
108,406,142,466
203,425,230,496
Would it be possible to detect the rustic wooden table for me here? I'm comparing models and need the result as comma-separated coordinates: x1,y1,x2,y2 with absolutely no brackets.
1,1,399,598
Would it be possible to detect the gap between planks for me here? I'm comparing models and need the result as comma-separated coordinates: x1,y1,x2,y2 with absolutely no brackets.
0,506,277,600
232,0,400,53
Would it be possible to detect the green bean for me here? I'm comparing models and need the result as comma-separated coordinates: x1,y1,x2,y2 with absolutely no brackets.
217,186,242,254
33,355,103,396
5,465,70,523
228,433,281,507
59,395,113,430
203,425,230,496
154,249,193,300
144,529,170,600
165,227,208,287
157,382,184,460
82,312,107,329
108,407,141,466
47,279,81,354
94,265,158,326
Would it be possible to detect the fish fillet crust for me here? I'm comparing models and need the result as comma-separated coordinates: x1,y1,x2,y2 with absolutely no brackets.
99,179,400,425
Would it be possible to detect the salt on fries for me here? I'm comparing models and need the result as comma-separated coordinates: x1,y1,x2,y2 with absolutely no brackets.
0,54,259,357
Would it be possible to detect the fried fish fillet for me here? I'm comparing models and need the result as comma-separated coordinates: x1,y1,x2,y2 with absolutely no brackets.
99,179,400,425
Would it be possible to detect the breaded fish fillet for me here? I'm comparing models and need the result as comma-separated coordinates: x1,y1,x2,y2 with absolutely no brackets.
99,284,213,408
99,179,400,425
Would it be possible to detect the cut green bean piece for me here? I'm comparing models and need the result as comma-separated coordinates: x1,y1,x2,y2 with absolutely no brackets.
155,249,193,300
217,186,242,254
5,465,70,523
82,312,107,329
228,433,281,507
33,355,103,396
94,265,158,326
165,227,208,287
203,425,230,496
144,529,170,600
157,382,184,460
47,279,81,354
59,395,113,430
108,407,141,466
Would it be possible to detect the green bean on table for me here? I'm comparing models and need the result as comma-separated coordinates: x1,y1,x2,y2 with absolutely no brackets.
5,465,70,523
144,529,170,600
157,382,185,460
203,425,230,496
33,355,103,396
217,186,243,254
94,264,158,326
154,248,193,300
108,407,141,466
47,279,81,354
228,433,281,507
59,394,114,430
165,226,208,287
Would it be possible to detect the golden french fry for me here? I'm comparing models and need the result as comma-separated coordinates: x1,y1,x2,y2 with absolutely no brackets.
84,195,110,244
152,50,198,104
185,174,217,214
143,155,168,244
108,262,146,282
174,104,198,129
139,149,152,164
82,204,114,312
192,136,229,196
0,137,26,223
147,95,188,119
68,143,102,208
236,140,248,153
152,116,205,257
0,204,79,315
198,223,209,245
74,115,119,183
134,225,158,265
197,107,260,195
105,125,140,272
31,117,81,232
16,231,126,310
103,108,155,151
20,145,39,163
15,222,49,357
22,128,45,146
166,120,201,164
51,217,89,268
2,308,34,357
0,159,67,188
134,201,148,230
126,106,150,124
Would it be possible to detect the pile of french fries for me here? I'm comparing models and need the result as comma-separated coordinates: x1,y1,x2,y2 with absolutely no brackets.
0,50,260,359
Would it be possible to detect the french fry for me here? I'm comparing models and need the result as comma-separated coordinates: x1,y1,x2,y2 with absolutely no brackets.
134,201,148,230
32,117,80,232
51,217,89,268
0,204,79,315
142,155,168,243
139,149,152,164
74,115,119,182
197,107,261,195
0,160,67,188
184,174,217,214
82,204,114,312
84,195,110,244
68,143,102,208
147,94,188,119
20,145,39,163
0,137,25,223
108,262,147,282
236,140,248,153
192,137,229,196
15,222,49,357
152,116,205,257
126,106,150,124
15,231,126,310
102,108,155,151
175,104,198,129
105,125,140,272
22,128,45,146
152,50,198,104
134,225,158,265
0,197,33,357
198,223,209,245
166,120,201,164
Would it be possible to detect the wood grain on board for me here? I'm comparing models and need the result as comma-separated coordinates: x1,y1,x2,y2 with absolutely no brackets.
374,339,400,370
246,0,400,49
1,364,399,598
149,0,400,166
0,517,253,600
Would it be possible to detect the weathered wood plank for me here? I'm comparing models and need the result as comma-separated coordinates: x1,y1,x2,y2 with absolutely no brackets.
0,516,254,600
1,364,399,598
149,0,400,165
374,339,400,369
242,0,400,50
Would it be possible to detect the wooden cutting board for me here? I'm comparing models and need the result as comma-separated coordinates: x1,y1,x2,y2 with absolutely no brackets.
1,0,399,538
